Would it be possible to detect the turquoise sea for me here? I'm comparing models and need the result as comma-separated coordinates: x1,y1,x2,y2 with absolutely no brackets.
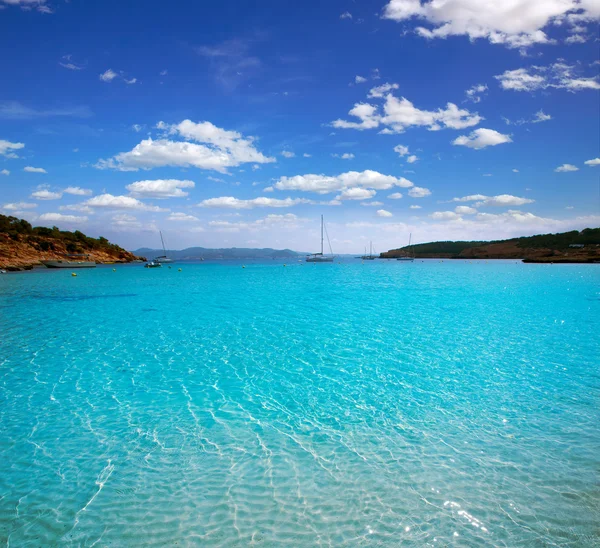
1,260,599,546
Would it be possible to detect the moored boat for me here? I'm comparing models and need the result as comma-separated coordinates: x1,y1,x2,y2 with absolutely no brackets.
42,254,96,268
306,215,335,263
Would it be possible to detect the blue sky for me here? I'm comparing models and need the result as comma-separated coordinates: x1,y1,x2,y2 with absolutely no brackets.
1,0,599,252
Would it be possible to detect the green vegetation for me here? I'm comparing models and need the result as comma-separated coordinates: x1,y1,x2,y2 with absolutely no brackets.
387,240,489,256
0,213,131,258
514,228,600,249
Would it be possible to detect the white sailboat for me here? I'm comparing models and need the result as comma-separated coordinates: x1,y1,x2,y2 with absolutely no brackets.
306,215,335,263
154,231,174,264
361,241,376,260
397,233,415,262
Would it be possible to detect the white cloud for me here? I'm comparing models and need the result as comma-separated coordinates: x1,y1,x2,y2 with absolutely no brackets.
368,83,399,98
565,34,588,44
99,69,118,82
59,204,93,214
388,192,403,199
532,110,552,123
63,186,92,196
381,0,600,48
480,194,534,207
303,153,312,158
340,11,353,19
355,75,367,84
281,150,295,158
167,212,200,222
333,89,482,133
360,201,384,207
0,139,25,159
394,144,409,156
199,196,310,209
452,128,512,149
124,78,137,85
39,213,87,223
2,202,37,211
0,169,9,176
496,63,600,92
407,155,418,163
332,152,355,160
273,170,414,194
431,211,461,220
208,213,304,233
465,83,488,103
96,120,275,173
24,166,47,173
513,169,519,173
376,209,393,217
584,158,600,166
337,188,376,200
555,163,579,172
408,186,432,198
455,205,477,214
409,205,422,209
84,193,167,211
31,189,62,200
126,179,195,198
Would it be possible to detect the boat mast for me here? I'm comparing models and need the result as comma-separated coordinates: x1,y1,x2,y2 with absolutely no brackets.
160,231,166,255
321,214,324,255
370,241,373,258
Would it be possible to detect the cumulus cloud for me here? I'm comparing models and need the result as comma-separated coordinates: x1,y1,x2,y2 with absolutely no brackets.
430,211,461,220
394,144,419,163
199,196,310,209
167,212,200,222
409,205,422,209
452,193,534,207
368,83,400,98
465,83,488,103
584,158,600,166
273,170,414,195
360,201,384,207
381,0,600,48
39,213,87,223
63,186,92,196
31,189,61,200
281,150,295,158
496,63,600,92
24,166,47,173
337,188,376,200
388,192,403,199
84,193,167,211
96,120,275,173
333,88,482,133
99,69,118,82
209,213,304,233
452,128,512,149
126,179,195,198
376,209,393,217
455,205,477,214
408,186,432,198
340,11,353,19
0,169,9,176
2,202,37,211
355,75,367,84
59,204,93,214
0,139,25,159
554,163,579,172
332,153,355,160
303,153,312,158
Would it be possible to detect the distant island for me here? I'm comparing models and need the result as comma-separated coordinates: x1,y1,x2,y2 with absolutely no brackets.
134,246,301,261
381,228,600,263
0,214,143,270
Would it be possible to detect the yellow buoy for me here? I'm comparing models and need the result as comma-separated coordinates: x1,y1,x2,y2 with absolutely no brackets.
71,272,77,277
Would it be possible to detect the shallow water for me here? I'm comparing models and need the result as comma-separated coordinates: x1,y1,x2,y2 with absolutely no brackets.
1,260,599,546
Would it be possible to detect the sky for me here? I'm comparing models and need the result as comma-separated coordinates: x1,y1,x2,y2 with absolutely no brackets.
1,0,599,253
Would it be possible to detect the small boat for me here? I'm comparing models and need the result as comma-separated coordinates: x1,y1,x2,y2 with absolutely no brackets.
154,231,174,264
397,233,415,262
144,261,162,268
42,254,96,268
361,241,377,260
306,215,335,263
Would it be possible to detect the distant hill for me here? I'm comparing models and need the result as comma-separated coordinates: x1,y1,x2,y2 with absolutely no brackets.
380,228,600,263
134,246,301,260
0,214,143,270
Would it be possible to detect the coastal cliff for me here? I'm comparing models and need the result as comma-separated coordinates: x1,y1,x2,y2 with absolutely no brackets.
381,228,600,263
0,214,142,270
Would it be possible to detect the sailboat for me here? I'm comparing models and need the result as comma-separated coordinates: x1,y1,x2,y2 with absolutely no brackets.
397,233,415,262
361,241,377,260
306,215,335,263
154,231,174,264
